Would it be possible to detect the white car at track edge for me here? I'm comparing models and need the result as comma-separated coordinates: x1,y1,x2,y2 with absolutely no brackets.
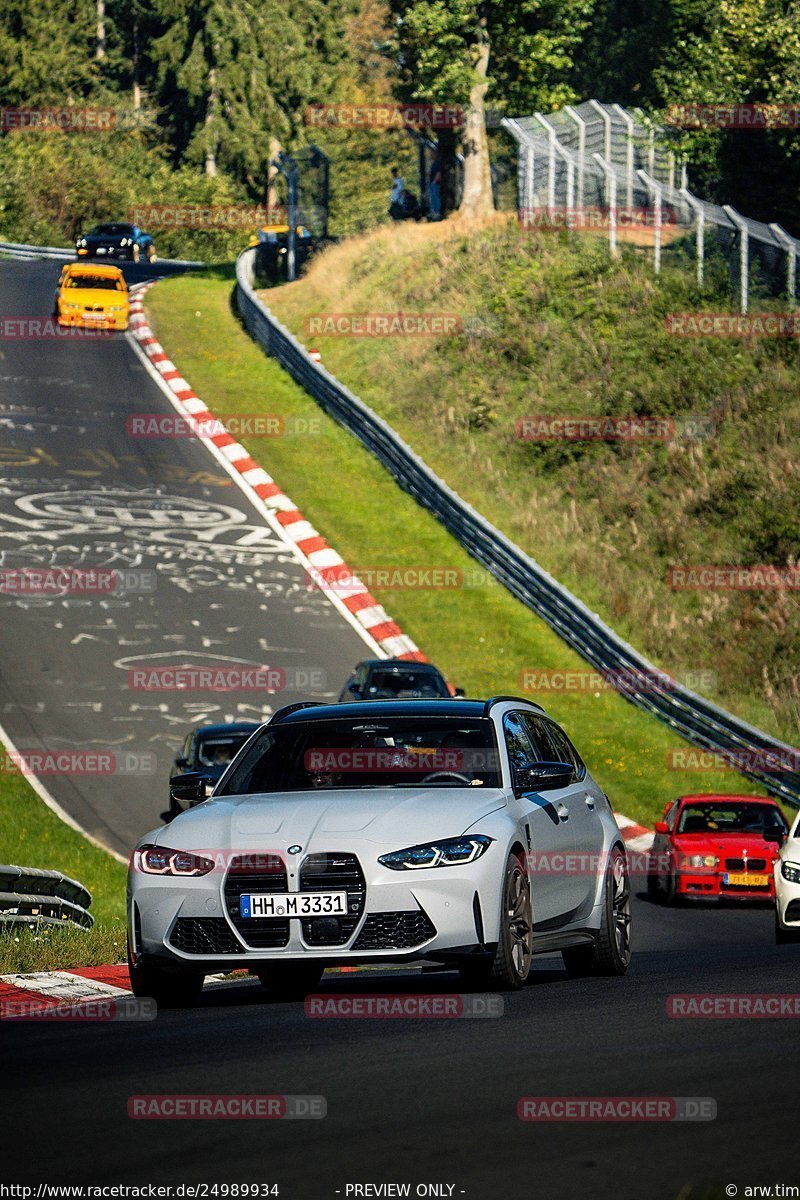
127,697,632,1005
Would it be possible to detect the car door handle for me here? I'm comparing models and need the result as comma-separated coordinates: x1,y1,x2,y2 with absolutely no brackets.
556,803,570,821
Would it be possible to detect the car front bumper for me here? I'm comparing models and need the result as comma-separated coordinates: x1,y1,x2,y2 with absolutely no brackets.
674,869,774,900
128,850,503,971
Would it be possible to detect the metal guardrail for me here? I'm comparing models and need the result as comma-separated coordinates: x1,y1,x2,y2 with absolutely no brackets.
0,239,203,268
0,865,93,930
235,246,800,807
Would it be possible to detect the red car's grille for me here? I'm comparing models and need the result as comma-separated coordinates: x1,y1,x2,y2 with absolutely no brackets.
724,858,768,872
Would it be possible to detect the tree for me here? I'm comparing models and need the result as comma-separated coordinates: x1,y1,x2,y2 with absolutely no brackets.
390,0,592,219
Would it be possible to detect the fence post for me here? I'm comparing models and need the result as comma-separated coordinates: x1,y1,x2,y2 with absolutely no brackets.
564,105,586,208
681,189,706,288
769,223,797,302
534,114,559,214
592,153,618,257
589,101,613,200
612,104,635,209
637,169,663,274
724,205,749,314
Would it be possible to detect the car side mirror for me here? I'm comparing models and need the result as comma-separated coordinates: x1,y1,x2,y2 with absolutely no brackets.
654,821,669,834
174,756,189,769
763,828,786,845
347,681,360,695
515,760,575,794
453,687,466,698
169,772,215,807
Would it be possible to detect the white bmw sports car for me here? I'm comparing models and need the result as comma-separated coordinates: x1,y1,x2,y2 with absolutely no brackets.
774,809,800,943
127,697,632,1005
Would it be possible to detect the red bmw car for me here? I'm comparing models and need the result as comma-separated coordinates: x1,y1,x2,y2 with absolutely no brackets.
647,794,788,904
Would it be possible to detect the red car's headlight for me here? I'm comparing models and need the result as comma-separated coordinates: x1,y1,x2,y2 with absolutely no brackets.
678,853,718,870
135,844,215,876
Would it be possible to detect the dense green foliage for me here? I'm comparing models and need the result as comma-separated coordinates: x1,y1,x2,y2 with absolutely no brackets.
1,0,798,250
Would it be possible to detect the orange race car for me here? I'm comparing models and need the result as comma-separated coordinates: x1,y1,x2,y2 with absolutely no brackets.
53,262,130,331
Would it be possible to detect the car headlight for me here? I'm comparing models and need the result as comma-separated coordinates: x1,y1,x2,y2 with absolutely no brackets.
77,239,87,247
378,835,493,871
119,238,129,246
134,844,214,876
679,854,718,869
781,860,800,884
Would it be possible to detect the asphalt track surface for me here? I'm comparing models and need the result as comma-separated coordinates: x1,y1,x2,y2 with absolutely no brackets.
4,897,799,1199
0,258,371,854
2,259,798,1200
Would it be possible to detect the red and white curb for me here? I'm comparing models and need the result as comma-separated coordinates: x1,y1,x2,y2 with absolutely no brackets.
615,815,654,853
126,283,423,663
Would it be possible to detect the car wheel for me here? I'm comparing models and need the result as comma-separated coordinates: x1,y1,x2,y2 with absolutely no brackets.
562,846,632,977
462,853,532,991
775,910,800,944
256,963,325,998
128,949,204,1007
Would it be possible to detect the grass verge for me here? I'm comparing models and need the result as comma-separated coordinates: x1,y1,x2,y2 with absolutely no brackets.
145,269,758,828
0,747,127,973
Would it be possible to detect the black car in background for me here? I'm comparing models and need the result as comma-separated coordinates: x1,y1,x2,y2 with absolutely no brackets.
76,222,156,263
168,721,260,815
338,658,462,702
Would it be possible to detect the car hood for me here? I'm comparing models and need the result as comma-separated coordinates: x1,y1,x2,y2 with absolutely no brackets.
83,234,128,245
60,287,127,307
672,832,779,857
154,787,508,853
779,836,800,863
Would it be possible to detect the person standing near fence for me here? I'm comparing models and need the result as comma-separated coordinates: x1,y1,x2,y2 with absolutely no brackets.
428,155,442,220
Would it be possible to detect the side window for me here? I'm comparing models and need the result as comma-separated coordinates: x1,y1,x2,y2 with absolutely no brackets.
502,712,538,774
355,664,368,690
518,715,560,763
541,720,586,780
665,801,679,831
185,733,196,766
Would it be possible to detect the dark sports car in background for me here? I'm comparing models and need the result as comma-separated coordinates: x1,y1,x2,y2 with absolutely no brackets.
338,658,462,702
76,222,156,263
168,722,260,815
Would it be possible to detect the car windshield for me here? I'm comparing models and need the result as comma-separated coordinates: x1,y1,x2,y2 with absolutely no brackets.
365,669,449,699
677,804,787,835
218,716,501,793
197,734,253,768
91,224,133,235
64,275,123,291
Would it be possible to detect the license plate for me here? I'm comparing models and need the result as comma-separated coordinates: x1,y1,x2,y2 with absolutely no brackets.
240,891,347,918
83,312,104,320
724,872,769,887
